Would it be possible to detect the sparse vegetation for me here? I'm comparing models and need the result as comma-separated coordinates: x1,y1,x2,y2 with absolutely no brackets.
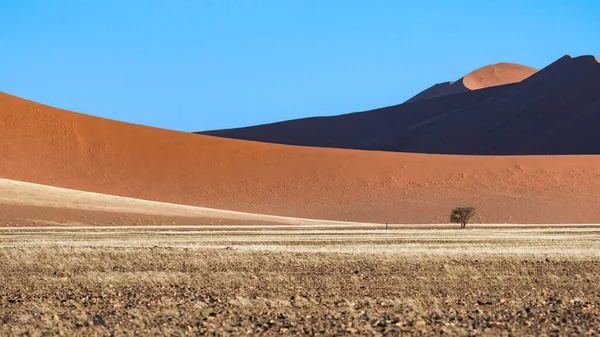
1,228,599,335
1,247,599,336
451,207,476,228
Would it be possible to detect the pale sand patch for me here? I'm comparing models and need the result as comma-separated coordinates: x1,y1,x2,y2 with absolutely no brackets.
0,178,376,227
1,178,599,229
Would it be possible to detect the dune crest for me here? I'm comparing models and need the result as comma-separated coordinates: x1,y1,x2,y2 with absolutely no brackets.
406,62,536,102
461,62,537,90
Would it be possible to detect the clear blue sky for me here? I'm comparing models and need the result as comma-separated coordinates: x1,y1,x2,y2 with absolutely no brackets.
1,1,599,132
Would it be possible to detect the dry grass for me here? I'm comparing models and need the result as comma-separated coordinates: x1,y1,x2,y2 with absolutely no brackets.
1,228,600,336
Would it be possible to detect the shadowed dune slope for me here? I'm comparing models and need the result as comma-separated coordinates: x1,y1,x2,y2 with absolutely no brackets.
202,55,600,155
406,62,537,102
1,91,600,224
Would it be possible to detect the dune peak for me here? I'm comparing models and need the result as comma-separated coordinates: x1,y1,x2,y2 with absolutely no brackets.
460,62,538,90
577,54,600,63
556,54,599,65
406,61,537,102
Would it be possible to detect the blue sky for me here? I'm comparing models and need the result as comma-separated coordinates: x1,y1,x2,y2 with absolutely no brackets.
1,1,599,131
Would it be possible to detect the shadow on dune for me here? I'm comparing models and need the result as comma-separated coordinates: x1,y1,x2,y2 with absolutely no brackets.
201,55,600,155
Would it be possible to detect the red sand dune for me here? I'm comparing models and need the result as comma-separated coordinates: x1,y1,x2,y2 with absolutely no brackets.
1,91,600,224
406,62,537,102
462,62,538,90
202,55,600,155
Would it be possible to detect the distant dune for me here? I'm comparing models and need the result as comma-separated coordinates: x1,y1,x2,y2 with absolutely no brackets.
1,89,600,224
202,55,600,155
406,62,537,102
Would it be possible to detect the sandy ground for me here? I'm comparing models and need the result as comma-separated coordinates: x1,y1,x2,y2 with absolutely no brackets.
2,178,600,229
2,241,599,336
2,226,600,256
2,223,600,335
0,178,380,227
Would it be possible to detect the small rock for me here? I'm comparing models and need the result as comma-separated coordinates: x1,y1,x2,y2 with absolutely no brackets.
92,316,106,327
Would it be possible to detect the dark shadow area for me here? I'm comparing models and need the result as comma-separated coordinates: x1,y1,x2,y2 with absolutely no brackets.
199,55,600,155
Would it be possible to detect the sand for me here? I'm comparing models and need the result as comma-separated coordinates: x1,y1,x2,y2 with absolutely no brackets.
3,226,600,256
407,62,537,102
2,177,598,229
0,178,376,227
461,62,538,90
203,55,600,155
2,87,600,224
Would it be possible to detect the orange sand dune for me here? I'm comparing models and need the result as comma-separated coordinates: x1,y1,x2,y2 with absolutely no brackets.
1,92,600,224
462,62,538,90
407,62,537,102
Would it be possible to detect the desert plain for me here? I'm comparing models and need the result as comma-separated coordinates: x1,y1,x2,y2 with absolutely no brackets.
2,225,600,336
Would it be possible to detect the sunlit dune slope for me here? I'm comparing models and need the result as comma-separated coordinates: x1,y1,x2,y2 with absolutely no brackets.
2,91,600,224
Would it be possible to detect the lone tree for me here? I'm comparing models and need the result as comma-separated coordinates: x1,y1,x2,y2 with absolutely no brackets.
450,207,475,229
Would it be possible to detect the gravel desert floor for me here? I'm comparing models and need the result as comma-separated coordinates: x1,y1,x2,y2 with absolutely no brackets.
1,227,599,336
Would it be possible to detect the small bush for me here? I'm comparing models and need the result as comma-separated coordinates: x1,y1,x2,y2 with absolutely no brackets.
450,207,475,229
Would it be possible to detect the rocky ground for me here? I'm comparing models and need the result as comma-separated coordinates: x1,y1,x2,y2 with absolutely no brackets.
1,228,600,335
1,245,599,336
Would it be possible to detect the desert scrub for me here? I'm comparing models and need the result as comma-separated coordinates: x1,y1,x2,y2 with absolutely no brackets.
1,244,600,336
